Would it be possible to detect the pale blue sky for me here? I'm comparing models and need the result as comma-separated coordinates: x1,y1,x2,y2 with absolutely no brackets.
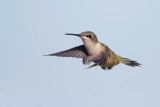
0,0,160,107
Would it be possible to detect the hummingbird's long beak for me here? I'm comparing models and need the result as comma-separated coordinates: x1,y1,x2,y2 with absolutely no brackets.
65,33,80,37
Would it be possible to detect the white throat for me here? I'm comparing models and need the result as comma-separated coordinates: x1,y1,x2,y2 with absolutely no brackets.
82,39,104,56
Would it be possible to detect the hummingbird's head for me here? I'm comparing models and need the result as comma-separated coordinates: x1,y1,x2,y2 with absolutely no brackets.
65,31,98,44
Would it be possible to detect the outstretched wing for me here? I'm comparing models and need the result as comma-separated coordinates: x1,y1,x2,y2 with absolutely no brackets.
45,45,90,64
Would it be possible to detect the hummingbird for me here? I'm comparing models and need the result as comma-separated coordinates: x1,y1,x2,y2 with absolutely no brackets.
45,31,142,70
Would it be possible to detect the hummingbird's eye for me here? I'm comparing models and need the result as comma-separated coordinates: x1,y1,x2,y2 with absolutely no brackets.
86,35,92,38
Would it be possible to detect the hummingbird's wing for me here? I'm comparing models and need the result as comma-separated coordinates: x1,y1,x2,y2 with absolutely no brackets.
46,45,90,64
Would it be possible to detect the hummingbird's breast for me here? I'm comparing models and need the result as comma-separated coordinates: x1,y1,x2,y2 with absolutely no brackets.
85,42,105,56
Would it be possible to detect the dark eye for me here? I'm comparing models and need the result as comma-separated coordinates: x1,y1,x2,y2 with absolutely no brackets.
86,35,92,38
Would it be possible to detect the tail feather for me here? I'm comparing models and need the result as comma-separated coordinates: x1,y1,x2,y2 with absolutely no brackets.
120,58,142,67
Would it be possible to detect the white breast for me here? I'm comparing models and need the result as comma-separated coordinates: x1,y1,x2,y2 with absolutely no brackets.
85,42,104,56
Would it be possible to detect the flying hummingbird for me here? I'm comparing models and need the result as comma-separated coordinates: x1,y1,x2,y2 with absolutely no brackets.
45,31,142,70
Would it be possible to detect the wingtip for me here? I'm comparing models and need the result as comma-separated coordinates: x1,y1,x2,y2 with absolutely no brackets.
43,54,50,56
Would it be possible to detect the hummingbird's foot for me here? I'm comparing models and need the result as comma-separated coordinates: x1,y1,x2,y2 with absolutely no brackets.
101,67,107,70
107,67,112,70
101,67,112,70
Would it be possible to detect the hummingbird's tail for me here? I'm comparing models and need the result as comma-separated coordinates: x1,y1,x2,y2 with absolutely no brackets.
120,58,142,67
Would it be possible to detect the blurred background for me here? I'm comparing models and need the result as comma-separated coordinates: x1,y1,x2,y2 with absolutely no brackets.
0,0,160,107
